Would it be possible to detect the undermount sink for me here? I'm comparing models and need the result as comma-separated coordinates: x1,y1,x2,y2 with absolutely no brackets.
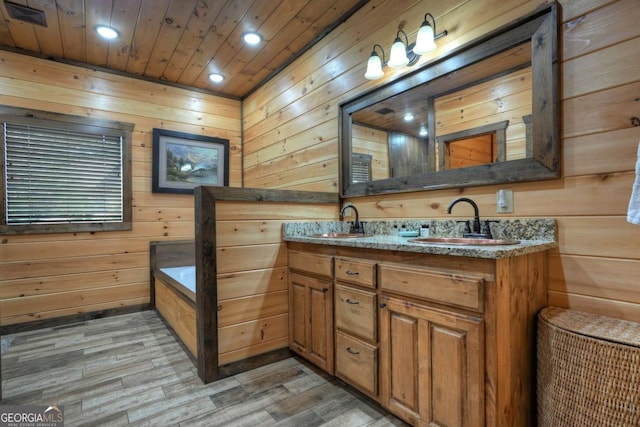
311,233,371,238
408,237,520,246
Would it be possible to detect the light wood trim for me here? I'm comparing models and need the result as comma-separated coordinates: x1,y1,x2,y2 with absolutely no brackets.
379,263,484,312
218,313,288,354
217,267,287,301
217,243,288,275
218,291,288,327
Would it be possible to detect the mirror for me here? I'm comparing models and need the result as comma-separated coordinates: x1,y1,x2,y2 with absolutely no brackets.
340,3,558,197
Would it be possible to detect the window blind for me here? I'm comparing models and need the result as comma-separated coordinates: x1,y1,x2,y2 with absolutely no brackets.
3,122,124,225
351,153,372,183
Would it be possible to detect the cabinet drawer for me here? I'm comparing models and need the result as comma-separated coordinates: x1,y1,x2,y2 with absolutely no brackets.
379,263,484,312
335,332,378,397
335,257,376,288
335,284,377,341
289,251,333,278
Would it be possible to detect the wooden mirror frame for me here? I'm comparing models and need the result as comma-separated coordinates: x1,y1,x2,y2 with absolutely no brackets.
339,3,559,197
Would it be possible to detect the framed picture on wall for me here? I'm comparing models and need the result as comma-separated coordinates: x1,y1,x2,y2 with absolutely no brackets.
152,128,229,194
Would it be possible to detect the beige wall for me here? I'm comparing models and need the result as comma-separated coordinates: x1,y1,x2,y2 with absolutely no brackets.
0,51,242,326
243,0,640,321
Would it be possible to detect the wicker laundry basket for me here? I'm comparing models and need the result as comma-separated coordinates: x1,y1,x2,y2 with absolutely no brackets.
537,307,640,426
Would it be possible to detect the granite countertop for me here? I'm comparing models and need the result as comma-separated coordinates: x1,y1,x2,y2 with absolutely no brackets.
283,219,558,259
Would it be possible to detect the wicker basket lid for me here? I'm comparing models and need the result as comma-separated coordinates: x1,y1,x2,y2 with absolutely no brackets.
540,306,640,347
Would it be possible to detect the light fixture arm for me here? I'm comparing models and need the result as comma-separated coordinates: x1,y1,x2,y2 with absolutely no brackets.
372,43,386,65
396,29,410,46
424,13,448,40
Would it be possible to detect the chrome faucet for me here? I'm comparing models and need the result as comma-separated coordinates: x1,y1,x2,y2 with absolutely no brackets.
340,203,364,234
447,197,487,238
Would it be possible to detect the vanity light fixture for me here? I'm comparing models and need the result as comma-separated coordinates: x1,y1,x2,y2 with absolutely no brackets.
95,25,119,40
208,73,224,83
364,12,448,80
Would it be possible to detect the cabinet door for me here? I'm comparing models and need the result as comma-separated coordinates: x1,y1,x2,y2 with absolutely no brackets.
289,272,334,374
380,296,484,427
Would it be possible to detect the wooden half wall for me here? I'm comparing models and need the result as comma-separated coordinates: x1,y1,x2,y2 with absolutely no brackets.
194,187,338,383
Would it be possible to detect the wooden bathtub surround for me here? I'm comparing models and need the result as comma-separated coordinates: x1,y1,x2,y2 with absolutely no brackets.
154,277,197,357
150,240,197,359
287,241,548,426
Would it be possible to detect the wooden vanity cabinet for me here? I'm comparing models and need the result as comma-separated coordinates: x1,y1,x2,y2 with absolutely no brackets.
286,242,547,426
288,250,334,374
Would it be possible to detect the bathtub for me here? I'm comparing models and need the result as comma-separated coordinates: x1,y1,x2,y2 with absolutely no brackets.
159,266,196,298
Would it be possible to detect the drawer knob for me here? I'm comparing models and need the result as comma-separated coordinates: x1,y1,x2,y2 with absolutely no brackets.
346,299,360,305
345,270,359,276
346,347,360,355
379,302,387,308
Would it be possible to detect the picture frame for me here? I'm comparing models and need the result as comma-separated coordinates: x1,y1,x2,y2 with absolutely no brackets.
152,128,229,194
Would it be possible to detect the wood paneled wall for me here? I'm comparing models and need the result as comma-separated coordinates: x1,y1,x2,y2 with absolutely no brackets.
434,66,532,163
214,200,336,365
243,0,640,321
352,124,390,180
0,51,241,327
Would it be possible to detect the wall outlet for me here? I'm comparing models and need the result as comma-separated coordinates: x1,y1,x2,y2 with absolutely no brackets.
496,189,513,213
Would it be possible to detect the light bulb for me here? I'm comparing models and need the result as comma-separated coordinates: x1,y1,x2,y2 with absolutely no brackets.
243,32,262,45
364,52,384,80
388,37,409,68
95,25,119,40
208,73,224,83
413,21,437,54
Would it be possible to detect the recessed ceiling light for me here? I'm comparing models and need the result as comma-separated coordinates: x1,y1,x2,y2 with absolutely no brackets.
208,73,224,83
243,32,262,45
95,25,119,40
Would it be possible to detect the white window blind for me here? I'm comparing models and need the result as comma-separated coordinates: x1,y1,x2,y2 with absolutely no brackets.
3,122,124,225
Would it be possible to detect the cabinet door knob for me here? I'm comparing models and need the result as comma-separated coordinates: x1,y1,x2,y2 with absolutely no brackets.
346,347,360,355
379,302,387,308
346,299,359,305
322,287,329,293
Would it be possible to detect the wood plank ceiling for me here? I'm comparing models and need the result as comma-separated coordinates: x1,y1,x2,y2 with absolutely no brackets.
0,0,368,99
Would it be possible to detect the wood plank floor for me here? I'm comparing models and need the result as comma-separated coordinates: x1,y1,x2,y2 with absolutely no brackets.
0,310,407,426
